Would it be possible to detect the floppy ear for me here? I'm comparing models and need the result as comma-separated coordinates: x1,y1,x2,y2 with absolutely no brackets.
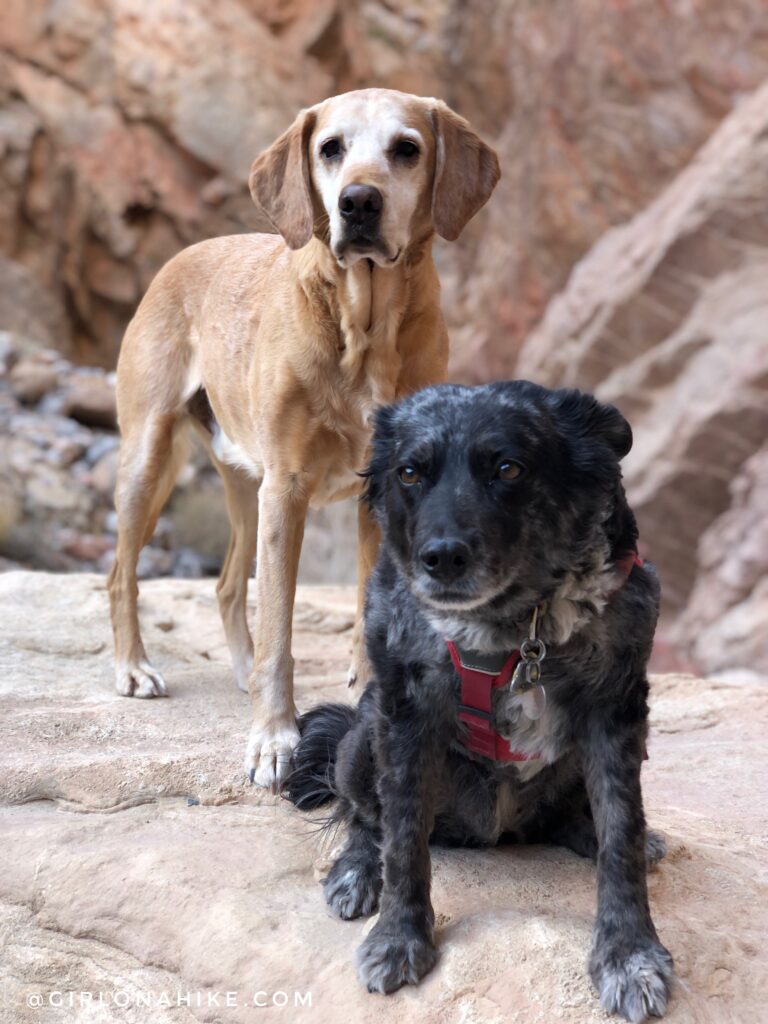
363,405,397,512
551,389,633,460
249,108,317,250
429,101,500,241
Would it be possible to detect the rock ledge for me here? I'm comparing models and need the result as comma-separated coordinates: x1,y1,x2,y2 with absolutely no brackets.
0,572,766,1023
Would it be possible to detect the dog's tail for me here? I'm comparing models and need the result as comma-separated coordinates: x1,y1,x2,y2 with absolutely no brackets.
284,702,357,810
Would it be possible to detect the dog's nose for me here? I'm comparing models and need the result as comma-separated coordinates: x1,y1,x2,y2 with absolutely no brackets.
419,538,472,582
339,184,383,228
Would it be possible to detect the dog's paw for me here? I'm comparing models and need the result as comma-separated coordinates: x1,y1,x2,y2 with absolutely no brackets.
244,718,300,792
115,659,168,698
356,921,437,994
645,830,667,867
590,938,673,1022
323,855,381,920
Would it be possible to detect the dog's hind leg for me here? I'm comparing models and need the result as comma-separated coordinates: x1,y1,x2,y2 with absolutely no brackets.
522,783,667,867
324,819,382,920
540,815,666,867
323,717,382,919
213,460,260,693
108,415,189,697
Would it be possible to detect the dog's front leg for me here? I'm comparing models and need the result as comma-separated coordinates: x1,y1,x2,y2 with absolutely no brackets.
356,705,441,994
244,476,307,790
582,718,673,1023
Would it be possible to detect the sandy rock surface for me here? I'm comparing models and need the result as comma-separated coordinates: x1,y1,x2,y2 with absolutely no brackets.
1,571,766,1023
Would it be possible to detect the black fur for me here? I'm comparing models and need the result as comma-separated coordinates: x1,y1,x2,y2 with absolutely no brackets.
286,381,673,1023
286,702,357,810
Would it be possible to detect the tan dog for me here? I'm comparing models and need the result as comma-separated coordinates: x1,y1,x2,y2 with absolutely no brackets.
108,89,499,788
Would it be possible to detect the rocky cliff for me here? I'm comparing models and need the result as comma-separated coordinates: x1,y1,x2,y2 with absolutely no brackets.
518,79,768,673
3,0,768,368
2,1,768,673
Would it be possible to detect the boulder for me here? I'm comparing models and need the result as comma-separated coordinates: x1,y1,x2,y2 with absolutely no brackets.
8,354,59,404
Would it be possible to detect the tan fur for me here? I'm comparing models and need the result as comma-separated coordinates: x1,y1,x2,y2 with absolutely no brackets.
108,89,499,788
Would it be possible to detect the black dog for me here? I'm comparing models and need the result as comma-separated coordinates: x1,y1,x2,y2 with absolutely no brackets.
286,381,673,1023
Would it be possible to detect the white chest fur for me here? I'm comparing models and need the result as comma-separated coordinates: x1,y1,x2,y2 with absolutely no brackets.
494,688,561,777
211,425,264,479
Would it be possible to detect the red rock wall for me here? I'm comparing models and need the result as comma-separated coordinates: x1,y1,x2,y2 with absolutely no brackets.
2,1,767,673
4,1,768,370
517,79,768,672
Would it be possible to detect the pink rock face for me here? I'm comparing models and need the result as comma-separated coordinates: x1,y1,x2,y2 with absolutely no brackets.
671,448,768,675
517,80,768,674
3,1,768,367
0,0,332,364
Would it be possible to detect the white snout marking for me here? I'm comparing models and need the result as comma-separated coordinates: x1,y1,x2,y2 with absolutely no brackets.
311,102,426,267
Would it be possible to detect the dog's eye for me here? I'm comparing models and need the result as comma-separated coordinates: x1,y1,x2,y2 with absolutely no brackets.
393,139,419,161
398,466,421,486
495,461,524,482
320,138,342,160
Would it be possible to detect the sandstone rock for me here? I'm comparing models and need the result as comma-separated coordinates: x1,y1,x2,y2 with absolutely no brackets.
8,355,59,404
0,0,331,363
0,255,69,354
340,1,768,381
0,572,766,1024
167,481,231,568
57,528,114,563
87,446,119,495
671,447,768,675
0,337,226,577
25,463,86,513
59,372,117,430
517,81,768,672
3,2,768,665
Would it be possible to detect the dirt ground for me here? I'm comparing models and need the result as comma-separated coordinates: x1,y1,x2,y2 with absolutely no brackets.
0,572,766,1024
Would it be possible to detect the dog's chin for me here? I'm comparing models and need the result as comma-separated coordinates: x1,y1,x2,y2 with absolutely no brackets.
411,576,507,613
333,239,402,269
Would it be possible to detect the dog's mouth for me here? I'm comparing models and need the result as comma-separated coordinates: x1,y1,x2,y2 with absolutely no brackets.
412,577,499,612
411,570,518,614
334,237,401,268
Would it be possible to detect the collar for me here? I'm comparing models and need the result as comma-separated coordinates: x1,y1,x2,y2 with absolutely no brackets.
447,549,644,764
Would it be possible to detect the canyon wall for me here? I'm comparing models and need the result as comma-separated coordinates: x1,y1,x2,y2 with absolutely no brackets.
2,1,767,672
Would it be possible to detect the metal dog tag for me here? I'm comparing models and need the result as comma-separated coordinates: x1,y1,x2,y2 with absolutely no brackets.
520,684,547,720
510,604,548,720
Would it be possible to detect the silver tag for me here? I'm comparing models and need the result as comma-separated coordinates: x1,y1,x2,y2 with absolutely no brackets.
520,684,547,720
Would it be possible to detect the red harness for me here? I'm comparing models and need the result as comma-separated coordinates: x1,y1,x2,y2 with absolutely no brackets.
447,551,644,764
